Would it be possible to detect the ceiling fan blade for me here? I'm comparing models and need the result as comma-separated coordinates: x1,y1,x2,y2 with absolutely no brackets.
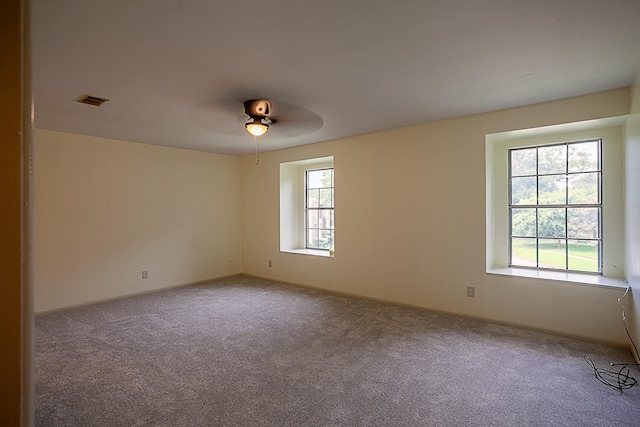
187,95,323,138
268,101,323,138
187,100,248,135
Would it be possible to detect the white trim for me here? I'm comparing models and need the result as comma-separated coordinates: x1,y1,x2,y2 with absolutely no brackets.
487,267,626,289
281,248,334,258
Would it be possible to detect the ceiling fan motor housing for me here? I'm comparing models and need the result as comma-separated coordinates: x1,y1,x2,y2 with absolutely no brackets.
244,99,272,118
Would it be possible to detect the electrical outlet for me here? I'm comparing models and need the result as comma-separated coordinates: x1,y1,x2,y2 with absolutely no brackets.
467,286,475,298
142,270,148,279
268,260,272,267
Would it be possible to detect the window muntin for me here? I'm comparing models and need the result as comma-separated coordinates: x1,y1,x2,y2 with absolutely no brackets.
508,139,602,273
305,168,334,250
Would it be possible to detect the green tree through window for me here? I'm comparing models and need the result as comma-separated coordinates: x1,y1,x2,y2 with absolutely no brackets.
509,140,601,272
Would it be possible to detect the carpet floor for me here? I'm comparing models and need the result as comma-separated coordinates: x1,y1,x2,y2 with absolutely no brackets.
35,275,640,426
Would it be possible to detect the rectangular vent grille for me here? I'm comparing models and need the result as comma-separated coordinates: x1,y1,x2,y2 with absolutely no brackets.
76,94,109,107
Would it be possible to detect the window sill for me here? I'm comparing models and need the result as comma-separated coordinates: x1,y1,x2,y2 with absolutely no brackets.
281,249,334,258
487,267,626,289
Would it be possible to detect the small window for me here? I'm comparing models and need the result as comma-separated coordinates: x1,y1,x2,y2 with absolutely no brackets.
508,139,602,273
305,168,334,251
280,156,334,257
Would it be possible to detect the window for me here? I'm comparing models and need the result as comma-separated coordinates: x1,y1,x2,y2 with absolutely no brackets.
305,168,334,251
280,156,334,257
486,119,624,285
508,140,601,273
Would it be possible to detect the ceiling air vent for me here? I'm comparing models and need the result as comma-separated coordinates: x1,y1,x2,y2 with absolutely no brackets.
76,94,109,107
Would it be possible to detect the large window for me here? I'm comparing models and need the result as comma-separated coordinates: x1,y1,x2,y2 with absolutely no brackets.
486,120,624,284
305,168,334,251
509,140,602,273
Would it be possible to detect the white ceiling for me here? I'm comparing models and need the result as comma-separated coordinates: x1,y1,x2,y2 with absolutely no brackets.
33,0,640,156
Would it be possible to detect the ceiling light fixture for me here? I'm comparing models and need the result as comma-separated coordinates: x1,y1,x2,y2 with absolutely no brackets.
245,117,269,136
242,99,273,165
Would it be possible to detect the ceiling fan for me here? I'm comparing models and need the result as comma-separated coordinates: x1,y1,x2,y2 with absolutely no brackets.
187,95,324,142
243,99,273,137
239,98,324,164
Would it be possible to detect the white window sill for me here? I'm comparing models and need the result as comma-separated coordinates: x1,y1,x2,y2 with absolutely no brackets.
281,249,334,258
487,267,626,289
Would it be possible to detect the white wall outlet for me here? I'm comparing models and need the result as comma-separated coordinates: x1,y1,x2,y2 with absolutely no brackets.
142,270,149,279
467,286,475,298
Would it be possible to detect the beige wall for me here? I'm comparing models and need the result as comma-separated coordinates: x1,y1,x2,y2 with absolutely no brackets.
34,130,242,312
33,87,635,347
625,70,640,360
242,88,632,346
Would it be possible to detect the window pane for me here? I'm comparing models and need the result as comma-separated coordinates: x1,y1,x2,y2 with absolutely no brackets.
319,229,333,250
325,169,333,187
319,188,333,208
510,176,536,205
537,208,565,238
511,237,536,267
569,141,598,173
567,240,599,272
318,209,333,229
538,238,566,269
511,208,536,237
307,210,318,228
568,172,599,204
307,189,319,208
510,148,536,176
538,175,566,204
538,145,566,175
567,208,599,239
307,229,319,248
307,170,326,189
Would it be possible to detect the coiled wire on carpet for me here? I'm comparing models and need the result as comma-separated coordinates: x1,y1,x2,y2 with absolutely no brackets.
583,355,637,390
584,269,640,391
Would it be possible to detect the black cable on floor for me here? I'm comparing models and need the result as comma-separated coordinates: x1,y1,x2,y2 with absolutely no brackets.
584,355,638,391
584,268,640,391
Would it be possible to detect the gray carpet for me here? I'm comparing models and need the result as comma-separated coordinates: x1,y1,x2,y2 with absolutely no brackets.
35,275,640,426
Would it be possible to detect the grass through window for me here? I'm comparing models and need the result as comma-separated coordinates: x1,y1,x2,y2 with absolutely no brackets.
511,241,599,272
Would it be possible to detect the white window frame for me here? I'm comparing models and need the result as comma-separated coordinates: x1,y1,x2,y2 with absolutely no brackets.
508,139,603,273
280,156,334,257
305,167,334,251
486,118,625,287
